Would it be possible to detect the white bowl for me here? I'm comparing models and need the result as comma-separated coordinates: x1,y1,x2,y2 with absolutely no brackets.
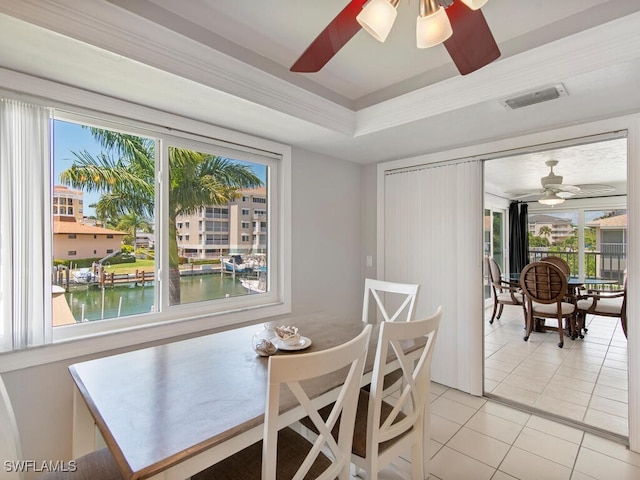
275,325,300,346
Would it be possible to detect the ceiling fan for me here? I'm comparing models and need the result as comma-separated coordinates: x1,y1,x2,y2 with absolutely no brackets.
290,0,500,75
506,160,615,206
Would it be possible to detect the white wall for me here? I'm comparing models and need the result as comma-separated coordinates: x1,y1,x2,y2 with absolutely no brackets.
3,146,365,479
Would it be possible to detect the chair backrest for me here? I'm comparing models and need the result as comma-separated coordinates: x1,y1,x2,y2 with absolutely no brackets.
486,257,503,290
362,278,419,324
540,256,570,276
262,324,372,480
366,306,442,460
520,261,568,305
1,375,23,480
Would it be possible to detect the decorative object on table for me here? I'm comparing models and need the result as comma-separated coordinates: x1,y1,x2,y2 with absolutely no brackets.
274,325,312,350
251,325,278,357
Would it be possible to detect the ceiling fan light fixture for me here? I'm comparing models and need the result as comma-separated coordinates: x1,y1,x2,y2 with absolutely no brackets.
357,0,400,43
460,0,489,10
416,0,453,48
538,191,565,206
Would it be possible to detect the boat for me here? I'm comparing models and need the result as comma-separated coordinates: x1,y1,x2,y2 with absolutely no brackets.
223,254,248,273
241,271,267,294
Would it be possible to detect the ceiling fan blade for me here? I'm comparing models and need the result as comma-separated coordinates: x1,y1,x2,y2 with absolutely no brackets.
443,1,500,75
290,0,368,73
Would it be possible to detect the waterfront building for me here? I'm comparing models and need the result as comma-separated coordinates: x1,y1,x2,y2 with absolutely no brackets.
528,214,574,245
176,187,267,259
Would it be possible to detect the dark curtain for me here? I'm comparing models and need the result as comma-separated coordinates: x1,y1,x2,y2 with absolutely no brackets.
509,202,529,274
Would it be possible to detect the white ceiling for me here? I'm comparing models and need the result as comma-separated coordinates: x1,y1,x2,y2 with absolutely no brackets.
0,0,639,195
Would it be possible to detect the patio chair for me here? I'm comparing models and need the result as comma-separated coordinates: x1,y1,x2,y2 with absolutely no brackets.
0,375,123,480
576,276,627,339
193,325,372,480
520,261,575,348
486,256,523,324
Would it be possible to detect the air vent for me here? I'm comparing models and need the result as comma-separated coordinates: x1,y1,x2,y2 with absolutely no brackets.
500,84,568,110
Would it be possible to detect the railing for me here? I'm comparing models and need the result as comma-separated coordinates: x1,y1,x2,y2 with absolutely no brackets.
528,249,626,284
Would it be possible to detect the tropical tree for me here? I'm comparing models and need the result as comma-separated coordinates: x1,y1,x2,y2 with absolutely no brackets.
538,225,553,242
60,128,263,304
116,212,153,251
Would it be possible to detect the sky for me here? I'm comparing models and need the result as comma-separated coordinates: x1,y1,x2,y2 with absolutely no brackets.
52,120,267,219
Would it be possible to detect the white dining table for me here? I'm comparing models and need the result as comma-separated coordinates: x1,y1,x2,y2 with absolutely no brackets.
69,312,428,480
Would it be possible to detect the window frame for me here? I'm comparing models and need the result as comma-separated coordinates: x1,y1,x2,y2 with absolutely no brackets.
49,109,290,345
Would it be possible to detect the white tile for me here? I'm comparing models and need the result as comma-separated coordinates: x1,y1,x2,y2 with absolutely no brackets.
526,415,584,444
502,373,549,394
596,374,628,390
499,447,572,480
603,358,628,371
431,397,478,425
570,472,598,480
465,410,524,444
592,383,628,403
431,382,449,396
485,367,510,382
492,383,538,406
443,388,487,410
581,433,640,468
539,383,592,406
447,427,510,468
513,427,579,468
548,375,595,395
430,413,462,444
574,447,640,480
533,394,586,422
588,395,628,418
484,379,499,393
582,409,629,437
480,401,531,425
430,446,495,480
491,472,518,480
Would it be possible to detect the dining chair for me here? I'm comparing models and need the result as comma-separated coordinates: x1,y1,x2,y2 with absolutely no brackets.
486,256,524,324
576,276,627,339
301,307,442,480
193,324,373,480
352,307,442,480
361,278,420,395
362,278,419,324
520,261,575,348
540,256,571,276
0,375,123,480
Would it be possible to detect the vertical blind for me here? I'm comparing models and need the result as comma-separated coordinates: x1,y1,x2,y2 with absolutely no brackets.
384,160,483,394
0,99,52,351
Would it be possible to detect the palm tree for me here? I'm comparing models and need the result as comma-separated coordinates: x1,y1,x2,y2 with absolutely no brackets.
538,225,553,243
60,128,263,304
116,212,153,252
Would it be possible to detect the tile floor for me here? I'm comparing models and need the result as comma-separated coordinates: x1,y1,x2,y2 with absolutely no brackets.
370,382,640,480
484,304,628,438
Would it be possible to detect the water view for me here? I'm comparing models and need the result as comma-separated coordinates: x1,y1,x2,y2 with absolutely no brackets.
66,275,250,322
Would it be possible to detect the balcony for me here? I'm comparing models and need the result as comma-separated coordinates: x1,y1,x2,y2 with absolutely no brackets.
528,247,626,284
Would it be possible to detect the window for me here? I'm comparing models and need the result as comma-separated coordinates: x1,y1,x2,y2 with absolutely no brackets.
241,221,250,229
1,97,288,353
253,197,266,204
241,234,250,242
242,208,250,215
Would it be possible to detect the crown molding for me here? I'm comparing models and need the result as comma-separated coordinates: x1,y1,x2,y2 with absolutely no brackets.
356,11,640,136
0,0,355,136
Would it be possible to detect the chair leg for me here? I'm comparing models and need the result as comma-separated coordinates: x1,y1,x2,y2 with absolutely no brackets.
496,303,504,320
557,315,564,348
489,301,498,324
523,308,531,342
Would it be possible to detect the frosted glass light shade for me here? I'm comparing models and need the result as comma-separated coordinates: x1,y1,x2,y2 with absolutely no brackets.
538,191,565,206
416,6,453,48
461,0,489,10
357,0,398,42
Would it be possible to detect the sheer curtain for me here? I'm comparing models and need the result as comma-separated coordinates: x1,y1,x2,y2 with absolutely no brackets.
0,99,52,351
383,160,483,394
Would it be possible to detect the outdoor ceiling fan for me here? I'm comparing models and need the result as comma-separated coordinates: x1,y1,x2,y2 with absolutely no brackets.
506,160,615,206
290,0,500,75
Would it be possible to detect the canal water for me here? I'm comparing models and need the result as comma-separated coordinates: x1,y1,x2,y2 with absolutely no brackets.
66,274,250,322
